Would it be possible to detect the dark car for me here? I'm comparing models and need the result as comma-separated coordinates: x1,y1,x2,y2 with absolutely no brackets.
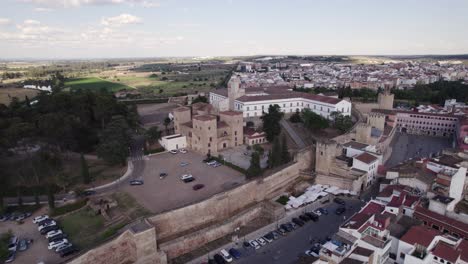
129,180,144,186
192,184,205,190
280,224,292,232
334,198,346,205
228,248,241,259
208,259,217,264
284,223,295,232
305,212,319,222
83,190,96,196
213,253,227,264
159,172,168,179
60,246,78,257
271,230,280,239
243,241,251,249
40,225,59,235
299,214,311,222
37,218,54,226
263,232,275,242
335,207,346,215
318,208,328,215
49,234,67,243
5,251,15,263
18,239,28,251
183,177,195,183
292,218,305,227
277,227,287,235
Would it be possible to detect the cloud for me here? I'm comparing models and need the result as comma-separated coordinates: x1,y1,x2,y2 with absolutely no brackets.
17,0,159,8
34,7,54,12
0,18,12,26
101,14,142,27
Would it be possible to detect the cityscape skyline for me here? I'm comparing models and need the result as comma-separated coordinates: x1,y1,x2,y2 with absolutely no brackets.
0,0,468,59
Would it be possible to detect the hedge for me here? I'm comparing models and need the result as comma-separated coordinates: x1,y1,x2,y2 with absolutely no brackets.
51,199,88,217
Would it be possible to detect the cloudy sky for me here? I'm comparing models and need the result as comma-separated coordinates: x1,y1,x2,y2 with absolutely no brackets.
0,0,467,59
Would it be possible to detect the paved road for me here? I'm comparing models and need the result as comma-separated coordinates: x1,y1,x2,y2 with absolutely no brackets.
232,198,364,264
280,119,306,149
385,132,453,167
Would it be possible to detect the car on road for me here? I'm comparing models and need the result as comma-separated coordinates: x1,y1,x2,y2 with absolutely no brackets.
292,217,305,227
33,215,49,224
129,179,144,185
334,198,346,205
46,229,63,238
249,240,260,249
169,149,178,154
220,249,233,263
335,207,346,215
213,253,227,264
305,212,319,222
48,239,69,250
55,242,73,252
159,172,168,179
257,237,267,246
5,251,15,263
39,220,57,231
299,214,311,222
18,239,28,251
180,161,189,167
315,208,328,215
179,148,187,154
59,246,78,257
40,225,59,235
192,184,205,190
83,190,96,196
228,248,241,259
8,236,18,251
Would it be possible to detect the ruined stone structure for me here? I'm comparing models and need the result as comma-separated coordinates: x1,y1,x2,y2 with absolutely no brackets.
367,112,386,131
172,102,243,156
227,76,244,111
355,123,372,144
377,88,394,110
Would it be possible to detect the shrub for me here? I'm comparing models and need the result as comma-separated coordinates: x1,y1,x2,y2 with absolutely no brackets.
276,195,289,205
51,199,88,217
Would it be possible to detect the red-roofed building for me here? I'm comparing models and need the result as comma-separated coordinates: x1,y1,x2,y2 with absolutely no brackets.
414,206,468,240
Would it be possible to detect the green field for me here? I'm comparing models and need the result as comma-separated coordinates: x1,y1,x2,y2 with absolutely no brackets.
65,77,132,92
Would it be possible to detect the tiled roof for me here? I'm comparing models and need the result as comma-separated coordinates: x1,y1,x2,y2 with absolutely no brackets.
414,206,468,238
220,110,243,116
400,225,440,247
352,246,373,257
432,241,459,263
355,152,378,164
343,141,369,150
236,91,343,104
344,201,385,229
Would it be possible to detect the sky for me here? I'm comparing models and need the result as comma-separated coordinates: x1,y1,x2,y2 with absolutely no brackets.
0,0,467,59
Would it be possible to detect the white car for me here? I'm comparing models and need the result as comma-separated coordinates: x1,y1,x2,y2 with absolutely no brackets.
46,229,62,239
314,209,322,216
206,160,217,166
305,249,319,257
169,149,178,154
180,174,193,180
33,215,49,224
220,249,233,263
179,148,187,154
55,243,72,252
48,239,68,250
257,237,267,246
38,221,56,231
249,240,261,249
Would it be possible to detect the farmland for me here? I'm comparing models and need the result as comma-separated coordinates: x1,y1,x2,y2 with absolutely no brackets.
65,77,132,92
0,87,39,105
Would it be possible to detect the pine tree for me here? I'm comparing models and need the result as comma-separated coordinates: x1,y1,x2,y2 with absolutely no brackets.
80,153,91,184
281,134,291,164
271,137,282,167
247,152,262,178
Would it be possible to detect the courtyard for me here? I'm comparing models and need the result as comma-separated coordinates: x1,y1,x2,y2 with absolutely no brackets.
123,150,246,213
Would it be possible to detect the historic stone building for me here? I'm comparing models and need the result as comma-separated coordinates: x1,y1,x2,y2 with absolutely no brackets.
172,102,243,156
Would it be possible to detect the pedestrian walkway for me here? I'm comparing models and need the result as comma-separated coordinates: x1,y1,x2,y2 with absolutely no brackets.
280,119,306,149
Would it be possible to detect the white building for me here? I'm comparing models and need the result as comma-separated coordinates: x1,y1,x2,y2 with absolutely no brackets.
158,134,187,151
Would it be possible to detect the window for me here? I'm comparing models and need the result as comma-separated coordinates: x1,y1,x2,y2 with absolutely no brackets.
208,127,211,130
208,143,210,147
247,106,250,111
400,253,405,259
209,137,212,142
254,106,257,110
235,131,237,135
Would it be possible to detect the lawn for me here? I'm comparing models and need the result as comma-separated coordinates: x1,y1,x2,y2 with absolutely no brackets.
59,207,105,248
65,77,131,92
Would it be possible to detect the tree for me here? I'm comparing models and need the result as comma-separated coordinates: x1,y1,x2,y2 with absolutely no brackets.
80,153,91,184
146,126,161,145
97,116,131,165
261,104,284,142
163,117,171,135
302,109,329,130
247,152,262,178
334,113,353,132
47,185,55,209
192,95,208,104
280,135,291,164
253,144,264,156
270,137,282,167
289,109,302,123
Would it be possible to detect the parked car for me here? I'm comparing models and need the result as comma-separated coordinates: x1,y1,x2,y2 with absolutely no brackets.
49,234,67,243
8,236,18,251
179,148,187,153
213,253,227,264
299,214,311,222
159,172,168,179
18,239,28,251
33,215,49,224
277,227,287,235
169,149,178,154
5,251,15,263
263,233,274,243
129,179,144,186
249,240,260,249
55,242,73,252
192,184,205,190
317,208,328,215
290,222,299,229
257,237,267,246
292,218,305,227
0,215,7,222
220,249,233,263
181,174,195,183
48,239,68,250
242,241,251,249
283,223,294,232
83,190,96,196
179,161,189,167
334,198,346,205
37,218,54,227
59,246,78,257
228,248,241,259
40,225,59,235
335,207,346,215
271,230,280,239
305,246,320,257
206,160,217,166
46,229,63,238
211,162,222,168
305,212,319,222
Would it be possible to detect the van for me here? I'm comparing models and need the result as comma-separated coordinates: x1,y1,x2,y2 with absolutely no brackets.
220,249,233,263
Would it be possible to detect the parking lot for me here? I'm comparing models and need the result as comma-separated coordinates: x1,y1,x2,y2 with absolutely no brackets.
0,208,70,264
123,150,246,213
219,146,269,170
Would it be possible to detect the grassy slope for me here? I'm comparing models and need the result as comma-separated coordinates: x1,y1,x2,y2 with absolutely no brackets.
65,77,131,92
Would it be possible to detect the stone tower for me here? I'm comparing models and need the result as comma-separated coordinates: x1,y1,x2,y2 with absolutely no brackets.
192,115,218,156
219,111,243,147
315,140,338,175
367,112,386,131
378,88,394,110
355,123,372,144
227,76,244,111
172,107,191,134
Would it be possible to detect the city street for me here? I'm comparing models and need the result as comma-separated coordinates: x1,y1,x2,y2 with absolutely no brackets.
230,198,364,264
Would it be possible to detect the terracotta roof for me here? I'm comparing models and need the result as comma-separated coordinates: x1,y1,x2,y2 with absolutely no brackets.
432,241,459,263
377,185,408,198
372,108,459,119
400,226,440,247
343,141,369,150
355,152,378,164
236,91,343,104
352,246,373,257
193,115,216,121
220,110,243,116
344,201,385,229
414,206,468,238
